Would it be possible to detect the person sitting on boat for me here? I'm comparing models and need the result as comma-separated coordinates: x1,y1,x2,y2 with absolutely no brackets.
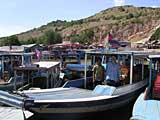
105,56,120,87
93,58,105,87
120,62,129,85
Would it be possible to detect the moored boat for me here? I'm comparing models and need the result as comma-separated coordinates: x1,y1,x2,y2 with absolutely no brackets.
14,61,62,90
131,54,160,120
0,50,152,119
0,52,33,91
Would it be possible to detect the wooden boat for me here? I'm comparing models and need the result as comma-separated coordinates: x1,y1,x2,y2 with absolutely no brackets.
0,52,61,91
131,54,160,120
0,50,151,119
14,61,62,89
0,52,34,91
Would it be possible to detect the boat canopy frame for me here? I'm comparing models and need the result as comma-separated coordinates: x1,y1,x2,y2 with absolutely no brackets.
84,50,158,88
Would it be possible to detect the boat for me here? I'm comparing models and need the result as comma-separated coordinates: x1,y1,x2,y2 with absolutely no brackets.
131,53,160,120
14,61,62,90
0,52,34,91
0,50,150,119
0,52,62,91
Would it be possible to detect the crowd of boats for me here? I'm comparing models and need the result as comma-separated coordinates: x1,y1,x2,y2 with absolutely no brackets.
0,44,159,119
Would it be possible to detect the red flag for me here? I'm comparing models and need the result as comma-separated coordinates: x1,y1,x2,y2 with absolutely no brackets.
35,49,42,59
108,33,113,41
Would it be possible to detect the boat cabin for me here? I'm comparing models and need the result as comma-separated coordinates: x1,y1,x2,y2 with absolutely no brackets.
14,61,61,90
0,52,33,81
144,54,160,100
0,52,34,91
130,52,160,120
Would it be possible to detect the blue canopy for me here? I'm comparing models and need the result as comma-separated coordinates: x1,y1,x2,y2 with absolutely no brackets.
66,64,92,71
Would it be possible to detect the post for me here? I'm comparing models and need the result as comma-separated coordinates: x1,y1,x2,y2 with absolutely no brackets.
149,59,152,88
1,56,4,78
84,53,87,88
14,70,17,90
118,55,120,65
130,53,133,84
51,68,53,88
142,59,144,81
30,54,33,64
46,70,49,88
21,55,24,66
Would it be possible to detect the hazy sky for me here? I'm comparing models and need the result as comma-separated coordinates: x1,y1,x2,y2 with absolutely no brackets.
0,0,160,37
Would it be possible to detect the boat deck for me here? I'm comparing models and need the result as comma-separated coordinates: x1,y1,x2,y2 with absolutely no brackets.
23,87,114,102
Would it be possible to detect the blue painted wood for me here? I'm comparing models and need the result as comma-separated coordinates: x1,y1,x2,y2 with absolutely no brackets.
0,90,23,108
66,64,92,71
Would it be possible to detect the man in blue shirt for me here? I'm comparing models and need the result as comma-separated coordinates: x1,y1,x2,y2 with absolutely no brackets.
105,56,120,87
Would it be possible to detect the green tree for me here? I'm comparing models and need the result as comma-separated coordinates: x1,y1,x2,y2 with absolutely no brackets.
10,35,21,45
70,29,94,44
70,35,81,43
1,35,21,46
20,37,37,45
36,35,47,44
27,37,36,44
126,13,134,19
44,30,62,45
150,27,160,41
80,29,94,44
1,37,9,46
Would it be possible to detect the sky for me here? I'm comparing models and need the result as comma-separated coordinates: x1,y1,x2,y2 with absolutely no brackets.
0,0,160,37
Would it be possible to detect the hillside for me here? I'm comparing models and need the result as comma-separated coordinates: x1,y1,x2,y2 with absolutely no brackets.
2,5,160,44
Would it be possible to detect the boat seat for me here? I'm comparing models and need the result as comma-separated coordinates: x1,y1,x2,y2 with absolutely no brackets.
92,85,116,96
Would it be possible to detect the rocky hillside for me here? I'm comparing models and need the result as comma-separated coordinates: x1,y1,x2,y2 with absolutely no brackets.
3,5,160,44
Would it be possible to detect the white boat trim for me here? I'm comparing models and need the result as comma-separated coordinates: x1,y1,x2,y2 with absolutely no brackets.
34,95,118,103
22,87,69,94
